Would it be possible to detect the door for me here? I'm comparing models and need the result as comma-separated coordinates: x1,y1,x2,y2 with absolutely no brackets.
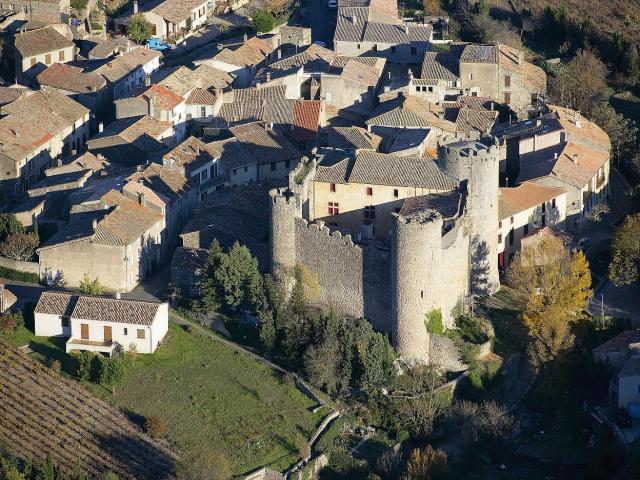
80,323,89,340
104,326,112,342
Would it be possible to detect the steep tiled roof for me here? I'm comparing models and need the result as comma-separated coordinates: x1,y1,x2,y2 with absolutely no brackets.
0,116,53,162
593,330,640,354
163,136,217,168
72,295,162,325
549,104,611,152
325,126,381,150
95,48,161,83
45,152,109,177
0,87,23,106
267,43,337,72
91,115,172,151
499,182,566,219
34,291,77,317
218,85,294,126
399,190,461,218
340,58,383,86
185,87,219,105
334,6,431,43
518,142,609,189
420,51,458,80
151,0,206,23
450,107,498,135
37,63,106,94
213,36,273,68
367,95,457,131
315,151,457,190
292,100,321,142
135,84,184,110
362,21,431,43
14,26,73,58
229,122,301,164
157,65,234,96
460,44,498,63
126,163,193,202
88,37,132,59
492,113,562,140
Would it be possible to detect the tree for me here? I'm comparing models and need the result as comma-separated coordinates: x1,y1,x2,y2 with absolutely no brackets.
304,336,341,394
405,445,449,480
75,351,93,381
198,240,224,314
610,213,640,286
451,400,515,443
0,232,38,261
145,416,167,438
70,0,88,14
79,275,104,295
214,242,264,311
508,236,592,367
95,356,126,393
0,213,23,241
127,14,153,43
252,9,275,33
257,308,276,352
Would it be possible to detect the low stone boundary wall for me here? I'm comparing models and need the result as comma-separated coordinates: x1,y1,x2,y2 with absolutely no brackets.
0,256,39,275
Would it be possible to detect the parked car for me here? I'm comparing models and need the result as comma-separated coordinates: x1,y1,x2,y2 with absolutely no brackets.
314,40,327,47
146,38,172,51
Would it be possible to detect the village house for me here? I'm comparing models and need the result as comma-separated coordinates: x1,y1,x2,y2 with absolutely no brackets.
594,330,640,414
86,115,174,165
170,245,208,297
125,163,198,257
36,63,109,121
0,283,17,313
0,88,90,198
322,126,382,155
93,47,162,100
162,136,219,191
0,0,70,25
34,290,169,355
115,0,212,41
195,35,274,88
13,25,74,80
497,182,567,269
38,189,165,292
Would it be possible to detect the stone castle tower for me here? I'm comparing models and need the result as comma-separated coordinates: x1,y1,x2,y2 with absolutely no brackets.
391,209,446,363
269,188,298,291
438,136,500,295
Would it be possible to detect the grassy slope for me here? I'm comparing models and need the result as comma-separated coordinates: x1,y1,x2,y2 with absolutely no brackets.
1,323,323,476
89,322,323,476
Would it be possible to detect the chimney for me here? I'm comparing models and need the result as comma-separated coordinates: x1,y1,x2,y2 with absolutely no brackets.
71,149,77,156
404,24,409,34
575,119,581,128
98,121,104,133
408,68,413,79
572,153,579,165
553,152,558,159
115,291,121,299
92,218,98,231
243,33,248,42
490,102,494,110
133,0,138,13
145,75,151,87
138,191,145,205
277,49,282,59
266,71,271,82
90,86,97,92
351,16,357,24
57,158,63,167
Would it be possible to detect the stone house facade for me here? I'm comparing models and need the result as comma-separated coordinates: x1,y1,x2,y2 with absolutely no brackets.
13,25,75,79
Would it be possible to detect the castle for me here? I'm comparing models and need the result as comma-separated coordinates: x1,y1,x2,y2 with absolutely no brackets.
269,133,500,365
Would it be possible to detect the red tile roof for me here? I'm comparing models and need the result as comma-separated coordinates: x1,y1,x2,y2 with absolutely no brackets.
499,182,566,219
37,63,106,94
292,100,321,142
136,84,184,110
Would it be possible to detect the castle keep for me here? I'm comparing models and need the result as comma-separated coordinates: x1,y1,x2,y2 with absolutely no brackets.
269,134,500,365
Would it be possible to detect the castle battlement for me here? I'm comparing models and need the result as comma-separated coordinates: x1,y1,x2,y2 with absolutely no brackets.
296,217,358,249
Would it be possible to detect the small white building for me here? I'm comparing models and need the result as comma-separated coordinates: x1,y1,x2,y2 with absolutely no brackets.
34,291,168,355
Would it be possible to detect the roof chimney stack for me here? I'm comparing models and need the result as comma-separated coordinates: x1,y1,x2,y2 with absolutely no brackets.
145,75,151,87
243,33,248,42
133,0,138,13
266,71,271,82
404,24,409,34
575,119,581,128
92,218,97,231
98,121,104,133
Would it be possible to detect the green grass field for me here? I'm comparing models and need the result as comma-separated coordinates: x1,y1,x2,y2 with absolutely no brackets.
2,322,324,476
89,322,324,476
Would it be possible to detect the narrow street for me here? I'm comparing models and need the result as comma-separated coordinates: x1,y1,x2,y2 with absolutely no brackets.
298,0,336,46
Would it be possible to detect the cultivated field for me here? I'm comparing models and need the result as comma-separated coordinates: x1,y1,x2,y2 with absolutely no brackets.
0,340,179,479
90,322,324,476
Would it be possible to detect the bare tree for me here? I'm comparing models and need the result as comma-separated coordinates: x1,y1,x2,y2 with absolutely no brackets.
0,232,38,261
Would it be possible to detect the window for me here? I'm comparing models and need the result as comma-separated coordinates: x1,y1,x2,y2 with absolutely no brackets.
523,224,529,236
270,162,276,171
201,169,208,181
504,92,511,104
30,58,36,67
471,91,478,97
45,53,51,64
328,202,339,215
428,86,434,93
498,220,502,228
372,44,378,51
504,75,511,87
364,205,376,219
509,229,514,246
393,189,399,198
468,73,473,80
366,187,373,196
201,106,206,117
59,50,65,61
330,183,336,192
410,46,417,56
552,198,556,209
510,216,514,225
124,327,128,335
498,234,502,244
137,329,146,339
542,214,546,227
415,86,421,92
357,44,361,49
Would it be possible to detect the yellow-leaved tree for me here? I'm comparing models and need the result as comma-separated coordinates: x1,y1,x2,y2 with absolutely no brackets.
507,235,592,368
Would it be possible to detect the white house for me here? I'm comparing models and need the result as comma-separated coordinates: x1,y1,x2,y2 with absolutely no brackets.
34,291,168,355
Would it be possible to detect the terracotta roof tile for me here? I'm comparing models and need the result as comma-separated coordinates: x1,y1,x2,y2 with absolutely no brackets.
499,182,566,219
292,100,321,142
14,26,73,58
37,63,106,94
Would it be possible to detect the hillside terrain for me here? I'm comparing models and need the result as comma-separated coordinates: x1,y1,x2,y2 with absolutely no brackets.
0,340,179,479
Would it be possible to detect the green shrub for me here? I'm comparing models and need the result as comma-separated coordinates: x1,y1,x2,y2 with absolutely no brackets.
0,266,39,283
425,309,444,335
456,314,489,344
252,9,275,33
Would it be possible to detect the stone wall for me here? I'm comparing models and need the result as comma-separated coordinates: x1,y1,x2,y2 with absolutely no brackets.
0,256,39,274
294,217,391,331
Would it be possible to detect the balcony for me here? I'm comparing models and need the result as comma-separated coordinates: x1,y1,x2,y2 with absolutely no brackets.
66,338,114,355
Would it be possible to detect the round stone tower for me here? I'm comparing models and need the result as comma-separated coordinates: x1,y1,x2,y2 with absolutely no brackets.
269,188,298,289
391,209,444,364
438,136,500,295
